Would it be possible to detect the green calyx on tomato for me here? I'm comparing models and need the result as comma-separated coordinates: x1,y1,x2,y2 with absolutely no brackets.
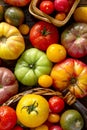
29,21,59,51
21,101,38,114
16,94,49,128
41,27,51,36
14,48,53,86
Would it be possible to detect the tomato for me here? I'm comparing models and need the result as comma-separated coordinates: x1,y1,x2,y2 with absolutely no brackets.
16,94,49,128
0,106,17,130
4,7,25,26
60,109,84,130
48,96,65,113
49,125,63,130
29,21,59,51
0,22,25,60
4,0,31,6
61,23,87,58
39,1,54,15
51,58,87,98
54,0,69,12
47,113,60,123
0,67,18,105
14,48,53,87
46,43,67,63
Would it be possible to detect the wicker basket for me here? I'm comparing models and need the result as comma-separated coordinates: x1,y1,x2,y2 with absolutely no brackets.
29,0,80,27
2,87,87,129
2,87,76,107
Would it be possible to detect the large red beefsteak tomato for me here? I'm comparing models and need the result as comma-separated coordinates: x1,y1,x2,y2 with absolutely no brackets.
29,21,59,51
51,58,87,98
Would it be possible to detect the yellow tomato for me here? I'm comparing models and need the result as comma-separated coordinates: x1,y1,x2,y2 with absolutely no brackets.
0,22,25,60
46,44,67,63
38,75,53,88
16,94,49,128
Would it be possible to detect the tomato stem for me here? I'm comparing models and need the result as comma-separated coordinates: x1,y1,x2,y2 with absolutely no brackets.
21,101,38,114
41,27,51,36
70,77,77,84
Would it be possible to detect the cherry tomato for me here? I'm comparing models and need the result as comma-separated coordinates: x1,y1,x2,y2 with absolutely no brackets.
39,1,54,15
0,106,17,130
49,125,63,130
48,96,65,113
48,113,60,123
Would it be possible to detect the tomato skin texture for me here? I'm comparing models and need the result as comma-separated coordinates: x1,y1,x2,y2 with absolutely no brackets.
54,0,69,12
29,21,59,51
39,1,54,15
51,58,87,98
0,106,17,130
60,109,84,130
0,67,18,105
5,7,24,26
61,23,87,58
48,96,65,113
4,0,30,6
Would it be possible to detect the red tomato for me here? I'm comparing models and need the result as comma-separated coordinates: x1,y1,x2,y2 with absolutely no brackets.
48,96,65,113
49,125,63,130
0,106,17,130
54,0,69,12
29,21,59,51
39,1,54,15
4,0,30,6
12,125,24,130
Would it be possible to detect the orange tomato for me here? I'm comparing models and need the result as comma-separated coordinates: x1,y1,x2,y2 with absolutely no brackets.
55,12,66,21
46,43,67,63
38,75,53,88
19,24,30,35
48,113,60,123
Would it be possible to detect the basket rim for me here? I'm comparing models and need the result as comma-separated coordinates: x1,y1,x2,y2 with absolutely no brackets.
2,87,62,106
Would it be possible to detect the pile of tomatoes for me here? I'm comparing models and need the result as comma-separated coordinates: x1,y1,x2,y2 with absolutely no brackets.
0,94,84,130
38,0,75,21
0,0,86,130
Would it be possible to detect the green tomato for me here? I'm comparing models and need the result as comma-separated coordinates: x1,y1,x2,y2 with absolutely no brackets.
14,48,53,86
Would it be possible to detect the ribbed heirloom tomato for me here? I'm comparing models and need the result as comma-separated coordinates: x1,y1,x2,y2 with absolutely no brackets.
51,58,87,98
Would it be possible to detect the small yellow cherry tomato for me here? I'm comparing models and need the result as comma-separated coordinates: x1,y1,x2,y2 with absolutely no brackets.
38,74,53,88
